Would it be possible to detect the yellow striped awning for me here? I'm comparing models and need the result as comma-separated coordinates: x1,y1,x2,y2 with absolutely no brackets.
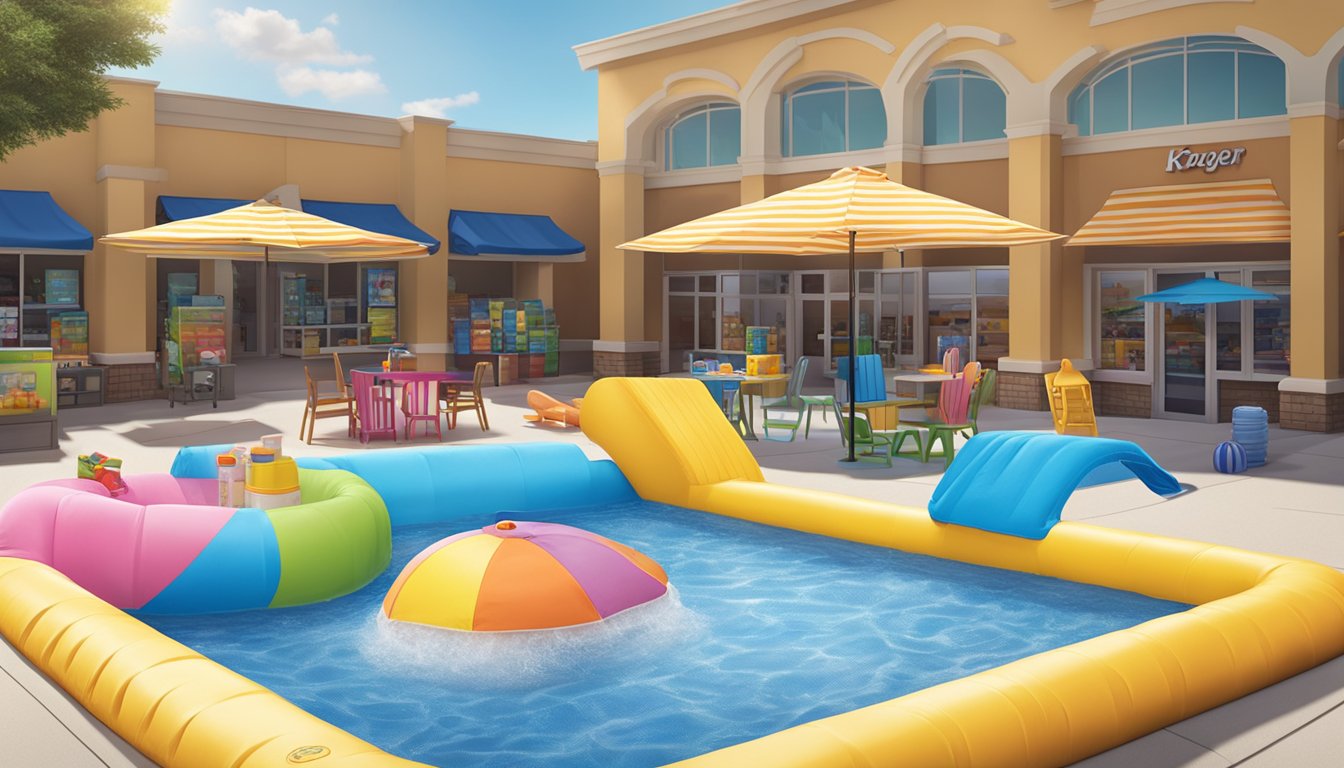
1067,178,1291,247
101,199,430,262
619,166,1062,254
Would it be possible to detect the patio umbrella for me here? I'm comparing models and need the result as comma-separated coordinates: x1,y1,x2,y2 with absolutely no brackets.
100,199,431,263
1136,277,1277,304
619,165,1064,462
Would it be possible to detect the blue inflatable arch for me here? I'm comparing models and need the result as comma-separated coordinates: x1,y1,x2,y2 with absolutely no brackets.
928,432,1182,540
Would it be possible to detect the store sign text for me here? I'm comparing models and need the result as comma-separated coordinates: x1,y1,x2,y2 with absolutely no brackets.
1165,146,1246,174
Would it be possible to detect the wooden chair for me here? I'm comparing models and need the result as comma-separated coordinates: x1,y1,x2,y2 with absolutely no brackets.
301,364,354,444
332,352,359,435
441,362,491,431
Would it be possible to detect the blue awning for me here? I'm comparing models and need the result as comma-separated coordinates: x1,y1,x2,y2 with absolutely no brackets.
157,195,250,224
448,210,585,262
158,196,440,255
0,190,93,252
302,199,440,255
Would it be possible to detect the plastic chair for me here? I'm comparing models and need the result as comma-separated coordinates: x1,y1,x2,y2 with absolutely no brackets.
399,372,445,441
1045,359,1098,436
761,357,809,441
901,361,979,465
350,369,397,444
960,368,996,438
301,364,354,444
441,362,491,431
832,399,895,466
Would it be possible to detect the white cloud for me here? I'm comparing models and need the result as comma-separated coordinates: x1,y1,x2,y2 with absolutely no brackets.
214,7,369,66
322,13,340,26
401,92,482,119
278,66,387,100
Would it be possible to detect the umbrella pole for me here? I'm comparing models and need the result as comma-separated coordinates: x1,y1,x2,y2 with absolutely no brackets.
844,230,857,463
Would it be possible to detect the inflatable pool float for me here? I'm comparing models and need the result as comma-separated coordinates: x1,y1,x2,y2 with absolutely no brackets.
1,393,1342,768
383,520,668,631
0,468,390,613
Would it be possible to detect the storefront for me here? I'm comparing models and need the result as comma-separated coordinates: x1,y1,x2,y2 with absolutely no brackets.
156,196,436,360
664,265,1008,375
0,191,92,351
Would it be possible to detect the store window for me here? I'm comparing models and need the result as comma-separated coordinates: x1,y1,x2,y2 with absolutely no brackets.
0,253,85,349
780,80,885,157
974,270,1009,365
922,69,1007,145
1068,36,1285,136
878,272,916,366
1097,271,1147,371
927,270,973,365
279,262,398,357
667,271,790,369
1215,270,1242,371
1251,269,1289,375
664,103,742,171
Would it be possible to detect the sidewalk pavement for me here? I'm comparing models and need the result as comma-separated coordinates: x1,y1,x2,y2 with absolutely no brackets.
1,359,1341,767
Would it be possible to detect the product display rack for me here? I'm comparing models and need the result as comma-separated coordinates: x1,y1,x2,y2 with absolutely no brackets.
280,270,394,357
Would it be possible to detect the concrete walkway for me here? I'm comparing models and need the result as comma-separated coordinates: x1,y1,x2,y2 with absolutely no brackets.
2,358,1341,767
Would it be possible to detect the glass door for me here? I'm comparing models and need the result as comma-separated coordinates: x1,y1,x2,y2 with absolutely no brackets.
1156,271,1209,420
232,261,264,356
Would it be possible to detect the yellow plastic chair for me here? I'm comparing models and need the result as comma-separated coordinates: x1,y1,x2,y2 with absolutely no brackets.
1044,358,1098,436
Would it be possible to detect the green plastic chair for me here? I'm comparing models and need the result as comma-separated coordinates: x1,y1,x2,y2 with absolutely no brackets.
761,357,810,441
831,399,896,466
797,359,835,436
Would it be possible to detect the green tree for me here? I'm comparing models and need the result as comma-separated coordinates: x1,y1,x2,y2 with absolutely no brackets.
0,0,166,160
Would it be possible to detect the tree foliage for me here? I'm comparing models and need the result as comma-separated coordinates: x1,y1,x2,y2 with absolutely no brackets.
0,0,167,160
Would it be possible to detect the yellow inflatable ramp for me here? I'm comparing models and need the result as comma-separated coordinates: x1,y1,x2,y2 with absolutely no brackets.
0,557,427,768
582,377,1344,768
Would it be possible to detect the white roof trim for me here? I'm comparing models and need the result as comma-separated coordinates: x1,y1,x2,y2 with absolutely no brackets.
573,0,862,70
1061,115,1289,156
445,129,597,170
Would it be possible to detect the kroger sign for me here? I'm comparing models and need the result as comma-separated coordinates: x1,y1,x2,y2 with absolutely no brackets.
1165,146,1246,173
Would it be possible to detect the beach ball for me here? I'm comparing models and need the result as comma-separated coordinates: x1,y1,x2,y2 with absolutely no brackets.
1213,441,1248,474
382,521,668,631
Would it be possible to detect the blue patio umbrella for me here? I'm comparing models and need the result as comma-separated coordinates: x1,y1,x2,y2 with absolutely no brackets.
1136,277,1277,304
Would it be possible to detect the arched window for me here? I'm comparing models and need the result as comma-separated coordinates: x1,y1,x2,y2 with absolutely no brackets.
923,68,1007,146
1068,36,1285,136
663,103,741,171
780,80,885,157
1337,57,1343,106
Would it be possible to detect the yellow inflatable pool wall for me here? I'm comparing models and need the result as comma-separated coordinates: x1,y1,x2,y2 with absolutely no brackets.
0,558,427,768
580,377,1344,768
1,374,1341,768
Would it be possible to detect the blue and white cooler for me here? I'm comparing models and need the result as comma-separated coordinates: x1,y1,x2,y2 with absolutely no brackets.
1231,406,1269,468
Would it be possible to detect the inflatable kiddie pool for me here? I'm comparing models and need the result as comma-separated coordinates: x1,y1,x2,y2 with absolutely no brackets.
1,381,1343,768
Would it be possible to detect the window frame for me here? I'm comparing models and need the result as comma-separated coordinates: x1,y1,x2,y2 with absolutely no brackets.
779,79,886,158
661,102,742,172
1067,35,1286,137
922,68,1007,146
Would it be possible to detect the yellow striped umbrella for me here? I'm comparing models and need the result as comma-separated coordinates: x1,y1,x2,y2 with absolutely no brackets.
618,165,1063,462
100,199,430,262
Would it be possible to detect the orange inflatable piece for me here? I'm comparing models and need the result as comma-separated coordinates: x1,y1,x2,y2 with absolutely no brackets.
524,390,581,427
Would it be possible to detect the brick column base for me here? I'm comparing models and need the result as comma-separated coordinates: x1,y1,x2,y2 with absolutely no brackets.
1280,391,1344,432
593,350,660,378
104,363,165,403
1218,380,1280,423
996,370,1049,411
1092,381,1152,418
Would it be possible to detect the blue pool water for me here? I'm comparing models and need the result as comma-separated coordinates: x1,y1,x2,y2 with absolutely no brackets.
143,502,1189,767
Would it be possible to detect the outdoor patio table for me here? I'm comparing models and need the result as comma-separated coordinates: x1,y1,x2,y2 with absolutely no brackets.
891,371,956,403
691,372,789,440
349,369,473,441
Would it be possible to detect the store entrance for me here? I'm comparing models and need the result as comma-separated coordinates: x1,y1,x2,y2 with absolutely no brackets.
232,261,265,357
1156,271,1210,421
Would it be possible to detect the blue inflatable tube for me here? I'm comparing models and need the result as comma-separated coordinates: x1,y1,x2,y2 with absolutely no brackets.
170,443,637,527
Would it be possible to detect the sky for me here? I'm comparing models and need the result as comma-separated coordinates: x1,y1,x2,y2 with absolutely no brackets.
109,1,731,142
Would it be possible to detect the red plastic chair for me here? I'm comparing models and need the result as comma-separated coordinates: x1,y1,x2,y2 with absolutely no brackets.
351,370,397,444
398,372,445,441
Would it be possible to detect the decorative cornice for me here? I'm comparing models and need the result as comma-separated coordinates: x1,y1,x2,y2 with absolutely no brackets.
1091,0,1253,27
573,0,862,70
1287,102,1342,120
1061,116,1289,156
103,75,161,88
883,143,923,164
921,139,1009,164
596,159,654,177
397,115,454,131
95,165,167,183
1003,121,1073,139
155,90,403,148
645,166,743,189
446,128,596,170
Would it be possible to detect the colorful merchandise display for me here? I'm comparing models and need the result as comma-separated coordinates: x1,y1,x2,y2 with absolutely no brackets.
0,348,55,416
49,311,89,357
165,296,226,386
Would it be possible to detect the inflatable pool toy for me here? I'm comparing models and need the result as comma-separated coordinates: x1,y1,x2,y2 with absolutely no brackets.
0,468,389,613
383,520,667,631
523,389,582,427
1214,439,1249,474
2,385,1343,768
